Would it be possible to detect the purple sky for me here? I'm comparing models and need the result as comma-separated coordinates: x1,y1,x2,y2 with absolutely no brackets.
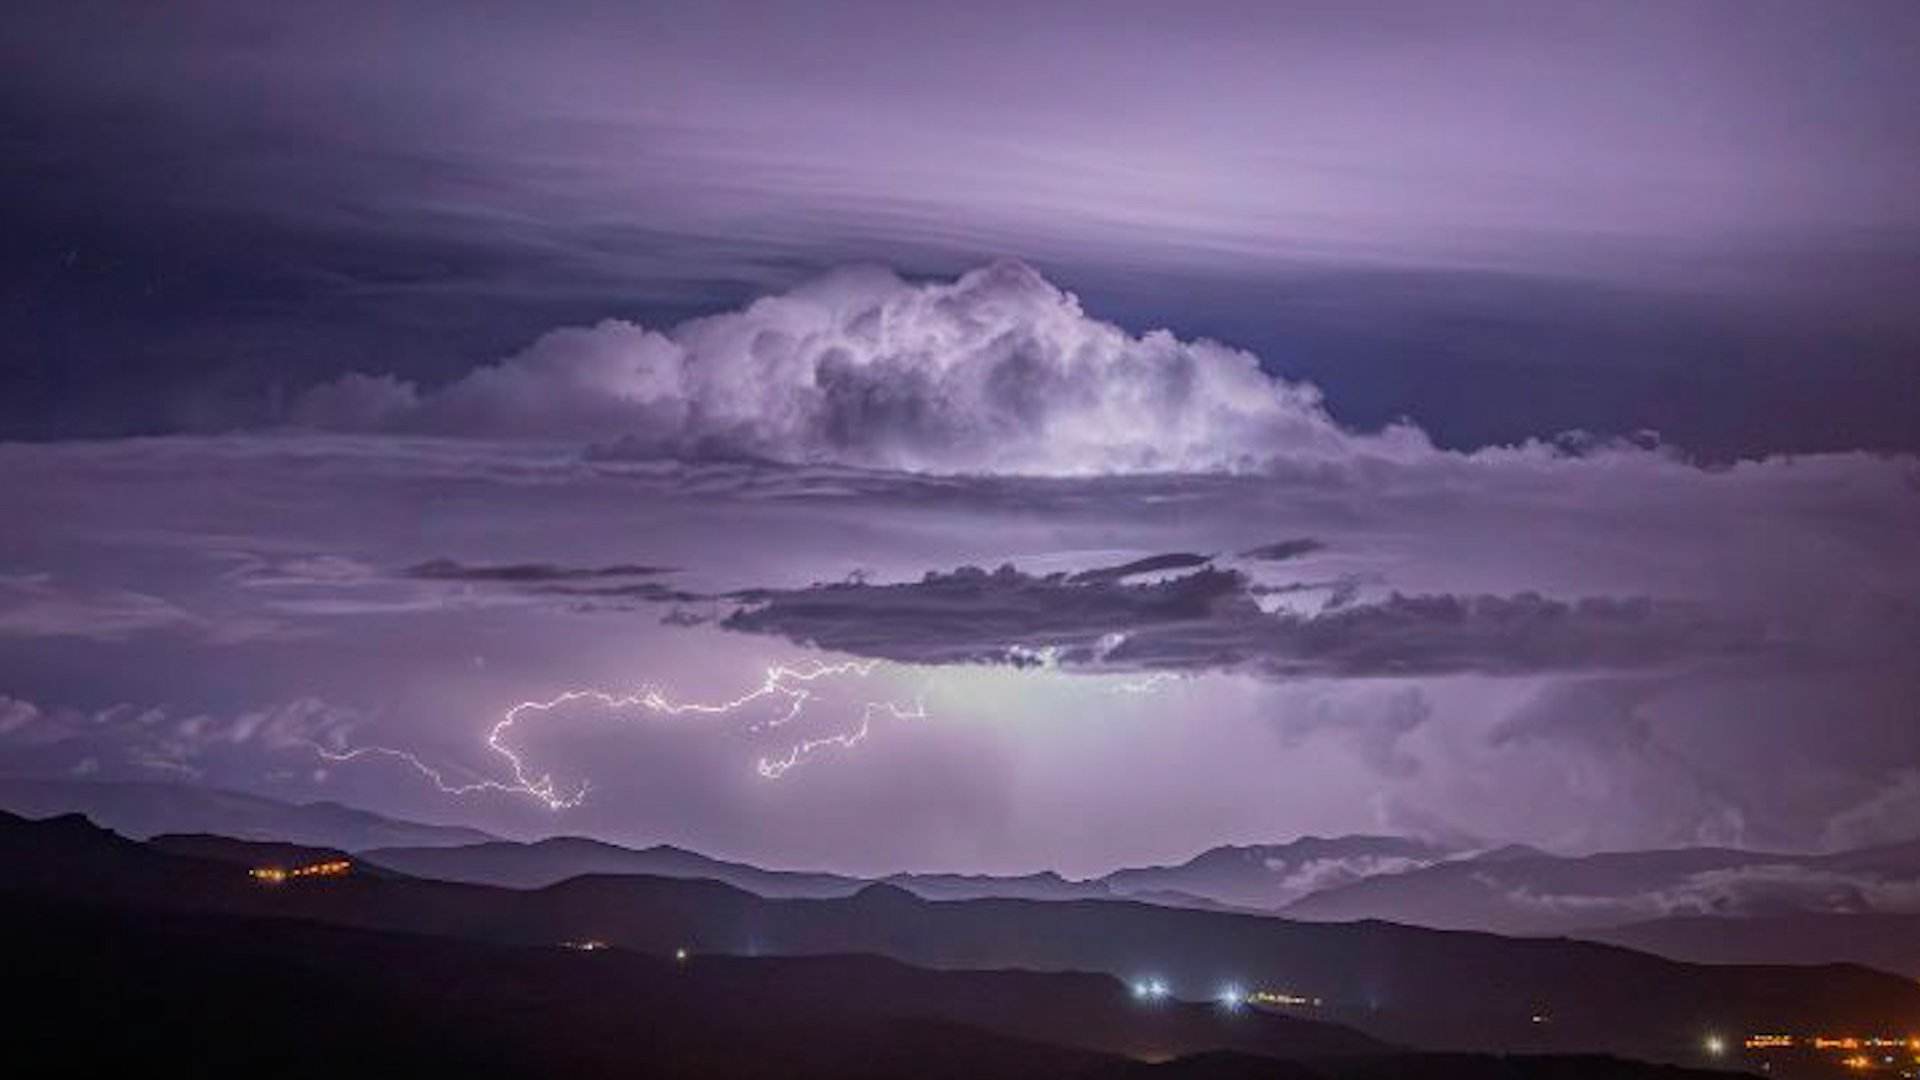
1,2,1917,875
5,1,1918,449
3,263,1917,876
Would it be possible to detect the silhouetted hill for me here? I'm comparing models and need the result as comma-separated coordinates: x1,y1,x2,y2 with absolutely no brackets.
1583,911,1920,980
150,832,355,868
364,836,866,897
147,832,427,881
887,868,1118,902
0,777,494,849
4,891,1109,1080
3,889,1757,1080
0,810,1905,1070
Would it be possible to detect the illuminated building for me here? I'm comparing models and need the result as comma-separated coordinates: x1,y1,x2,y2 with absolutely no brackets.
1247,990,1321,1008
1742,1032,1920,1073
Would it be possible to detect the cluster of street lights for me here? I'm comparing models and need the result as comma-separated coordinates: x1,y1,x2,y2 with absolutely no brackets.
1131,978,1171,1001
1130,978,1247,1011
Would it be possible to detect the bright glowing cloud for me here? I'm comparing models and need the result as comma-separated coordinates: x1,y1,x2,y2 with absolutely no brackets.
295,261,1431,475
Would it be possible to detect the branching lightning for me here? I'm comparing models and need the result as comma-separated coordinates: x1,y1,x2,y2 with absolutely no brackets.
311,660,925,809
754,697,928,779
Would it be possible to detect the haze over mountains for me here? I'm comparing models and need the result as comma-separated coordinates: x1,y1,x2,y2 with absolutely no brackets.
1105,836,1455,911
0,777,494,850
360,833,1457,911
8,805,1915,1077
9,779,1920,983
356,808,1920,984
1278,841,1920,978
3,778,1461,910
1285,841,1920,933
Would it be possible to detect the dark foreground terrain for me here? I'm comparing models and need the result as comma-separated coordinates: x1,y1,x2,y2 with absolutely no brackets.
10,893,1746,1080
0,810,1847,1078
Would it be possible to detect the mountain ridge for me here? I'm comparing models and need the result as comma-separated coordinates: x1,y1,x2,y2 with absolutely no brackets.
5,807,1913,1068
0,777,496,850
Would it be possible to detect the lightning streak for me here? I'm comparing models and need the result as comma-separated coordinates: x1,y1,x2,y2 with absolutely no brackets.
312,660,924,809
755,697,928,779
1109,672,1183,695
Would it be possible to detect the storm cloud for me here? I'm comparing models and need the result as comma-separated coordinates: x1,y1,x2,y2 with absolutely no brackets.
722,563,1777,679
0,427,1916,869
294,261,1431,475
1241,539,1328,562
1,0,1917,884
403,559,675,583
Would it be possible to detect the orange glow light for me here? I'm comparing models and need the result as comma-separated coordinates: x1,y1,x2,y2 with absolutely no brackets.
251,860,349,884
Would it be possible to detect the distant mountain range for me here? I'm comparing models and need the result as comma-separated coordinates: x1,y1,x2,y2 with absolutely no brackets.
0,777,495,850
14,778,1920,983
1,779,1455,912
365,835,868,897
0,781,1445,911
362,833,1456,911
1282,839,1920,935
7,807,1916,1072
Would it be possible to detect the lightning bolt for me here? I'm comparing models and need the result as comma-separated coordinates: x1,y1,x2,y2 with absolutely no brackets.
755,697,928,779
1109,672,1183,695
311,660,925,810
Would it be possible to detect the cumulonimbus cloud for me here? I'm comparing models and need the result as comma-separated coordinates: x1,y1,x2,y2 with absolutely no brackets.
293,260,1434,475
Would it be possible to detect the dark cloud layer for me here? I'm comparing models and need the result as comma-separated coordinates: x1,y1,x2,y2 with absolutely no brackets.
1067,553,1213,585
0,431,1915,867
724,564,1774,679
1240,539,1327,562
404,559,674,583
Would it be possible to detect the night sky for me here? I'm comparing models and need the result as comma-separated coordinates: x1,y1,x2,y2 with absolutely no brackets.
2,0,1918,877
